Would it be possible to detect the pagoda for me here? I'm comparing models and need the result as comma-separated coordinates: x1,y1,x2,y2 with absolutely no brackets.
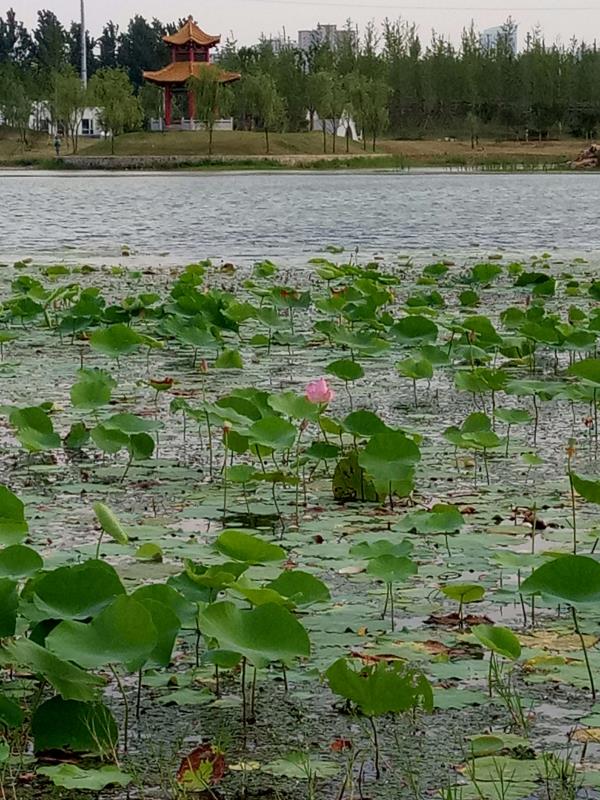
143,16,240,128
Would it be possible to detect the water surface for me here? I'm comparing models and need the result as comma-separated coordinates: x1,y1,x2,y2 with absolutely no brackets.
0,170,597,263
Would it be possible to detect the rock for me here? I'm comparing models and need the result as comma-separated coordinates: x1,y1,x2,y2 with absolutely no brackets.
570,143,600,169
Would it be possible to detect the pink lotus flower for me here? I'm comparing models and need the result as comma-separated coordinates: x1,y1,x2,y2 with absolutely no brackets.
305,378,335,404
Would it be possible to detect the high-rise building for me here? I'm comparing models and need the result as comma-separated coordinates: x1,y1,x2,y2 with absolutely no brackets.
297,24,355,51
480,24,518,54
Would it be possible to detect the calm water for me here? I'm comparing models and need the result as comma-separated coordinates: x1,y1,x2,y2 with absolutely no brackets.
0,170,598,263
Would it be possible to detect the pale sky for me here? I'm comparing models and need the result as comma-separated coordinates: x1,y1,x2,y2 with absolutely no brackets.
14,0,600,48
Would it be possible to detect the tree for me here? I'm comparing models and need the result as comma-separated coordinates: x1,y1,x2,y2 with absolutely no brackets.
67,21,97,80
187,68,233,155
243,72,286,153
139,84,163,127
0,9,33,66
33,10,67,85
363,77,389,151
347,71,369,148
89,67,142,154
98,22,119,69
312,71,333,153
0,64,34,145
50,66,88,152
306,70,331,133
117,16,169,88
327,74,348,153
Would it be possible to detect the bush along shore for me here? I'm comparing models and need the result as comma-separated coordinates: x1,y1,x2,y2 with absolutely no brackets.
3,252,600,797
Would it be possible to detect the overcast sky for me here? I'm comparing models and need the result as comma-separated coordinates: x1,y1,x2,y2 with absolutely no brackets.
14,0,600,48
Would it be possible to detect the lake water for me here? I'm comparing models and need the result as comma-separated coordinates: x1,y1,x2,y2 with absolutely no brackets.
0,170,598,264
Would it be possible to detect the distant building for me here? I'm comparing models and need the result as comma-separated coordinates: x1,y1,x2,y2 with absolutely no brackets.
0,102,104,138
308,109,360,141
297,24,356,51
266,33,296,53
480,24,518,54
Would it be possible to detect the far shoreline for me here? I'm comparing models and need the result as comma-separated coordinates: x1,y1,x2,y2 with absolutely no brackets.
0,130,590,174
0,155,580,174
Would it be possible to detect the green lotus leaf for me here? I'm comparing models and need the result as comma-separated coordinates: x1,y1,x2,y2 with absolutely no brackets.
215,530,285,564
46,595,158,671
520,555,600,604
33,560,125,620
0,545,43,578
472,624,521,660
0,485,28,545
198,601,310,667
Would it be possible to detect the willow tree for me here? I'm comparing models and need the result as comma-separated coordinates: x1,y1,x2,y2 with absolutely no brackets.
50,66,88,152
364,77,390,151
89,67,142,154
242,72,285,153
187,68,233,155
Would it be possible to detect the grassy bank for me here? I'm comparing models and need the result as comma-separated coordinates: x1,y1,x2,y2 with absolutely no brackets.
0,126,583,170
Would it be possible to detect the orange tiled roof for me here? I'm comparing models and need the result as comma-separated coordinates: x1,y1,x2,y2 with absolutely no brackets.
143,62,241,86
163,16,220,47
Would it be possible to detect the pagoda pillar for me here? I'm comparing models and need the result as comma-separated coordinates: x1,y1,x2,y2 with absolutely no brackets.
165,85,172,127
188,90,196,123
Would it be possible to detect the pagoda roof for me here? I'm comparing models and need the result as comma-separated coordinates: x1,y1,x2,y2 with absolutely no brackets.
163,17,220,47
143,62,241,86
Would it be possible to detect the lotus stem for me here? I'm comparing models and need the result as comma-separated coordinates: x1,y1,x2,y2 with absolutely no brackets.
95,531,104,561
195,622,201,668
569,471,577,555
595,388,598,459
250,666,257,719
205,411,213,479
136,668,142,720
110,665,129,754
532,395,539,445
483,448,490,485
120,452,134,484
382,584,390,620
241,657,247,730
345,381,354,411
222,438,228,521
369,716,380,779
572,606,596,700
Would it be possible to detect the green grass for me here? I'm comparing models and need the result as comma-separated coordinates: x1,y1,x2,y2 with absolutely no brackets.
0,126,582,171
84,130,364,157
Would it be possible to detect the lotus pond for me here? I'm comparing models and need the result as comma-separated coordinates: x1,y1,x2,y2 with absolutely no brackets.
4,251,600,799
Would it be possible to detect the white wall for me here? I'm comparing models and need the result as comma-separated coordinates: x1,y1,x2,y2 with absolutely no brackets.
5,102,105,137
309,111,361,141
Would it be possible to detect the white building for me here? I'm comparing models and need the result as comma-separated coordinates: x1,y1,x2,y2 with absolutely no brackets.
24,102,103,137
267,33,297,53
297,24,356,52
480,24,518,54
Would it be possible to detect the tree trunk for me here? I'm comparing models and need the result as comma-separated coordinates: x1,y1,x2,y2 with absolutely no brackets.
346,127,350,153
322,122,327,154
309,109,315,130
332,119,336,154
265,127,270,154
372,133,376,152
209,125,214,156
111,133,115,155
